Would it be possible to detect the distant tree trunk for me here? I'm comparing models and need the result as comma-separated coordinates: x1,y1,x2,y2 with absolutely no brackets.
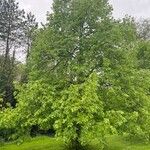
4,19,11,66
3,84,16,108
2,50,16,108
4,37,10,65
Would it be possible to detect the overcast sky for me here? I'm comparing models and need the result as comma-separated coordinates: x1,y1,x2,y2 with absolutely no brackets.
17,0,150,24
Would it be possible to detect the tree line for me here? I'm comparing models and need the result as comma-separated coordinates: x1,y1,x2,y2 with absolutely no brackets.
0,0,37,107
0,0,150,150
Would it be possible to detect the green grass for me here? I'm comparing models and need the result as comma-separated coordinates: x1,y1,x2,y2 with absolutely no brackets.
0,136,65,150
105,136,150,150
1,136,150,150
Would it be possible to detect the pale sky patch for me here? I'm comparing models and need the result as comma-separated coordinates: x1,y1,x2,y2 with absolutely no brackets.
17,0,150,24
16,0,150,62
110,0,150,19
17,0,53,24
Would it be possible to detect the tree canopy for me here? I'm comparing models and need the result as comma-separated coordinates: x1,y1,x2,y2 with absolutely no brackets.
0,0,150,150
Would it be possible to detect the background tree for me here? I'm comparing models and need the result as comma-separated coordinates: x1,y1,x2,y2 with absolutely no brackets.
24,12,38,60
21,12,38,83
0,0,38,106
136,18,150,40
0,0,25,107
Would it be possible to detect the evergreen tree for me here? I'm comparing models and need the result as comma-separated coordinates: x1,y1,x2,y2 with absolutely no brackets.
24,12,38,60
0,0,25,107
21,12,38,83
0,0,25,61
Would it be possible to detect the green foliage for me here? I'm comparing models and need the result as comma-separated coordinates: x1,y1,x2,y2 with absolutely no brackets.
1,0,150,149
52,73,104,145
137,41,150,69
17,0,150,148
0,80,54,140
15,80,54,130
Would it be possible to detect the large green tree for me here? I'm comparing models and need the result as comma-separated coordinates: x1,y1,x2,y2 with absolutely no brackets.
26,0,143,148
21,0,116,148
2,0,150,149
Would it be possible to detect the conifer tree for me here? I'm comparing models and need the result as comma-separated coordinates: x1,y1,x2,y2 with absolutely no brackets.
0,0,25,107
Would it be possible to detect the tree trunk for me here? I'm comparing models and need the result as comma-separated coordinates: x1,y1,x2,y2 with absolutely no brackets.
4,23,11,66
71,124,82,150
73,138,81,150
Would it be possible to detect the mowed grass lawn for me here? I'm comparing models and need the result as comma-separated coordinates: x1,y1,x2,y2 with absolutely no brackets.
1,136,150,150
